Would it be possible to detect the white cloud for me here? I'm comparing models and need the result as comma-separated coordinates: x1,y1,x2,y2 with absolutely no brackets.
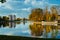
17,7,31,12
0,0,20,10
31,0,59,9
0,3,2,7
31,0,36,5
31,1,44,6
21,8,31,11
24,0,45,5
10,13,17,15
31,0,46,8
25,0,45,8
24,0,30,4
0,1,13,10
3,4,13,10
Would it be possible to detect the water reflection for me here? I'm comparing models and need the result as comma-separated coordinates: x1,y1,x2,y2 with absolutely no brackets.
29,23,44,36
0,21,21,28
0,21,60,38
29,23,60,38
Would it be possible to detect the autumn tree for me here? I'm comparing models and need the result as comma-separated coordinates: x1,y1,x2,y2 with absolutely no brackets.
51,6,58,21
16,18,21,21
44,6,52,21
29,8,43,21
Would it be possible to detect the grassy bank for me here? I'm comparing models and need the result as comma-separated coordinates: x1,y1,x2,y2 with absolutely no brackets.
0,35,59,40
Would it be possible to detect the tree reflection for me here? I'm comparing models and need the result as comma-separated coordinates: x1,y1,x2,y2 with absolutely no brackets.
0,21,21,28
29,23,44,36
44,25,58,38
29,23,59,38
51,25,58,38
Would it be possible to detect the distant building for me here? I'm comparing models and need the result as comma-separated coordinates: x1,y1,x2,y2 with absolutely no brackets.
8,15,16,28
9,15,16,21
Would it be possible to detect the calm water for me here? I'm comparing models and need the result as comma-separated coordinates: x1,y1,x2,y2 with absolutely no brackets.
0,21,60,39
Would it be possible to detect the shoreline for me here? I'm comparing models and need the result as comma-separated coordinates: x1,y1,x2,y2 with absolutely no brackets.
33,21,58,26
0,35,59,40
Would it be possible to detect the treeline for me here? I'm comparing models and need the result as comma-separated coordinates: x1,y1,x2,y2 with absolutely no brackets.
0,16,9,21
0,16,21,21
29,6,58,21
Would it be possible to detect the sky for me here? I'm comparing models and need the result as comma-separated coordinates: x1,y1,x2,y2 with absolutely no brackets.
0,0,60,18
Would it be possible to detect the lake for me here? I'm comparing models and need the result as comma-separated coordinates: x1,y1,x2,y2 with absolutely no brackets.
0,21,60,39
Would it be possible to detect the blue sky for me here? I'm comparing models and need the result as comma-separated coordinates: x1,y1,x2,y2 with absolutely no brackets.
0,0,60,18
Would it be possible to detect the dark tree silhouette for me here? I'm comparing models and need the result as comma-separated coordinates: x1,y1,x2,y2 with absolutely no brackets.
0,0,6,3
